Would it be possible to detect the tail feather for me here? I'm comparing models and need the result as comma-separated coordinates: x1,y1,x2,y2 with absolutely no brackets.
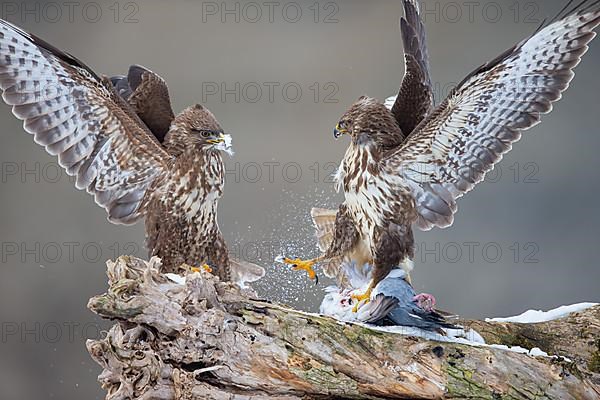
310,207,337,252
229,258,265,288
386,307,460,331
310,207,347,284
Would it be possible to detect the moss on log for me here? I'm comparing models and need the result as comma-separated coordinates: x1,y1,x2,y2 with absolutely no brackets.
86,256,600,399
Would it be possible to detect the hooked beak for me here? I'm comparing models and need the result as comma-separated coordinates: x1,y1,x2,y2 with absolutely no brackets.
333,123,347,139
209,133,234,156
207,133,226,144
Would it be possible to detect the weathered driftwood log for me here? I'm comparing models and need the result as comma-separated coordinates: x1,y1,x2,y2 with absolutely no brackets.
86,256,600,400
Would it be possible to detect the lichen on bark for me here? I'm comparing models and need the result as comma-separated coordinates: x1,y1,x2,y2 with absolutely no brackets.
86,256,600,399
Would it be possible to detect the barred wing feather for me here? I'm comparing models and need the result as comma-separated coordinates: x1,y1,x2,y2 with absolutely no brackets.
391,0,434,137
0,19,172,224
384,5,600,231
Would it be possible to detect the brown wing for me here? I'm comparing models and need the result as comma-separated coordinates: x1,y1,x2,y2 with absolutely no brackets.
383,4,600,230
111,65,175,143
390,0,433,138
311,208,337,254
0,19,172,224
310,208,345,284
310,206,362,288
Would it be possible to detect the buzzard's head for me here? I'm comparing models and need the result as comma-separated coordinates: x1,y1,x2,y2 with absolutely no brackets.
167,104,233,155
334,96,401,149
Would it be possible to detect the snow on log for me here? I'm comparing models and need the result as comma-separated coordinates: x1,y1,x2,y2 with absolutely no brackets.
86,256,600,399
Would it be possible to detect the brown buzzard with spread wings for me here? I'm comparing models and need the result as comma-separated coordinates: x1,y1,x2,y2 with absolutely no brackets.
0,20,264,284
282,0,600,310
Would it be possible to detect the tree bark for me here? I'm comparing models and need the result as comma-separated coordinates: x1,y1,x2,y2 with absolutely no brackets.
86,256,600,400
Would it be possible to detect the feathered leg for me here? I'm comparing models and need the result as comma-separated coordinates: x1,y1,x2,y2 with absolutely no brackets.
352,223,414,312
204,232,230,281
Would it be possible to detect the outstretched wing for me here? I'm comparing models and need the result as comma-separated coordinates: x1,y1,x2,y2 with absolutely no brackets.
389,0,433,138
110,65,175,143
0,19,172,224
383,4,600,231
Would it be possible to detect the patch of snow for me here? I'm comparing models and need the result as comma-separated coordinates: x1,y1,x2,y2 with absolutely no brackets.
448,328,486,344
528,347,550,357
362,323,567,359
258,302,573,360
368,323,484,345
485,345,570,360
486,344,552,358
372,323,563,358
486,303,598,323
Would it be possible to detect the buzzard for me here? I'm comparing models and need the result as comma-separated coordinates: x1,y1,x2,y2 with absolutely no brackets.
0,20,264,284
281,0,600,311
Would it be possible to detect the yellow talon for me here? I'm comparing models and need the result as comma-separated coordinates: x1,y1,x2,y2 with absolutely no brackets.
191,264,213,274
351,286,373,313
281,257,318,283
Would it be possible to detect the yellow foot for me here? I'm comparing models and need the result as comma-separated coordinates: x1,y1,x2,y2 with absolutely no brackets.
280,257,319,284
351,287,373,313
191,264,213,274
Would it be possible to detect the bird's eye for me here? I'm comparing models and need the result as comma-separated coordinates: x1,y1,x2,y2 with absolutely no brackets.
194,130,212,138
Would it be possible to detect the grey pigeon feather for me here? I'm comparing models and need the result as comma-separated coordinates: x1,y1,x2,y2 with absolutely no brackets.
374,269,458,331
320,262,458,331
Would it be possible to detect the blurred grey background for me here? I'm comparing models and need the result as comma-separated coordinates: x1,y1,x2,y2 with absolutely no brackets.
0,0,598,398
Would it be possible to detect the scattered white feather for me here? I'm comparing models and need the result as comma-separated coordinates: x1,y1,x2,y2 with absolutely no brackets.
165,273,186,285
217,134,234,156
320,286,361,322
486,303,598,323
320,261,418,323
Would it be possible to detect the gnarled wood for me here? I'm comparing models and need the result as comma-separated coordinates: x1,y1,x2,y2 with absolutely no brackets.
86,256,600,399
